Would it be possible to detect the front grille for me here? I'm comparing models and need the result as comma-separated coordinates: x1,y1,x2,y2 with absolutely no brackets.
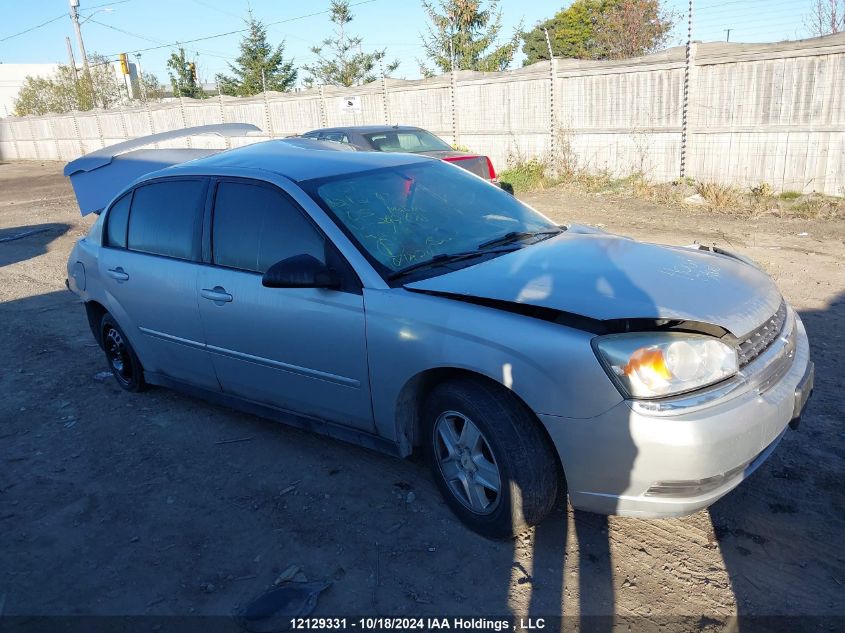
737,301,787,368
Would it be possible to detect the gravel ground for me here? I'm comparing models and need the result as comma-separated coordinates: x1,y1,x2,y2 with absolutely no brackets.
1,161,843,629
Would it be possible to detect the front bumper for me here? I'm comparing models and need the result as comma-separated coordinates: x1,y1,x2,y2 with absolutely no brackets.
540,308,813,518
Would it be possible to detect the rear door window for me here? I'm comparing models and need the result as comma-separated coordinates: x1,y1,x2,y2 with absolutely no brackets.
212,181,325,274
104,192,131,248
127,180,206,260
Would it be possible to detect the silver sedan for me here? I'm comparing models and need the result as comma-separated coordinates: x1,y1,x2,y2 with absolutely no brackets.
65,127,813,537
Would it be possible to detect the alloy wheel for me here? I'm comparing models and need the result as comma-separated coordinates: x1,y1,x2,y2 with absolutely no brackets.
433,410,502,514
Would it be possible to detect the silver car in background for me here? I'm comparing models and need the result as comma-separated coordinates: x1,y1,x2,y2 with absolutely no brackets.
65,125,813,538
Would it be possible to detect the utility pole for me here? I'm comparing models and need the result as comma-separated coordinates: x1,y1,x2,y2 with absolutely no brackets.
724,28,732,42
68,0,94,106
135,52,147,102
65,36,79,86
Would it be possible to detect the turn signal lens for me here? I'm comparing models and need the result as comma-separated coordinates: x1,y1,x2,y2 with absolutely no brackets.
593,333,739,399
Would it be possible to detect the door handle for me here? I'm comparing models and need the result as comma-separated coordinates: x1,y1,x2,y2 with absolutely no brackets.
107,267,129,282
201,286,233,303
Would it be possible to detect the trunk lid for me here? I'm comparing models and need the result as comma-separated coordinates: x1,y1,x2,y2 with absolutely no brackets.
418,151,492,180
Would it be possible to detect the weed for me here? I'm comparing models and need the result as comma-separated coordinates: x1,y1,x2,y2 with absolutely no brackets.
787,196,845,220
694,182,744,210
750,182,774,198
498,158,550,192
778,190,802,200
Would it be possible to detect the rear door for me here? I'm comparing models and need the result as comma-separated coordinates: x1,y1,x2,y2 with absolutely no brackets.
98,178,219,390
196,178,374,431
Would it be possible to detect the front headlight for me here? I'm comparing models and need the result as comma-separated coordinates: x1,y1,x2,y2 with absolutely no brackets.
592,332,738,399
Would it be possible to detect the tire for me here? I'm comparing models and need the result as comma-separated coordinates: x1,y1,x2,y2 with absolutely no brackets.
100,314,146,392
424,377,562,538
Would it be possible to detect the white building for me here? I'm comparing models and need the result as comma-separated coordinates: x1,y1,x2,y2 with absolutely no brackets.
0,63,61,117
0,61,139,117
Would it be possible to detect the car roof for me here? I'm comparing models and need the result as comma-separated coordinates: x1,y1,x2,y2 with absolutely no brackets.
165,138,431,182
306,125,427,135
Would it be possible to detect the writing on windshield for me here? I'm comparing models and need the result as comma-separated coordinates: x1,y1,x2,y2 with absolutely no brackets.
309,162,556,273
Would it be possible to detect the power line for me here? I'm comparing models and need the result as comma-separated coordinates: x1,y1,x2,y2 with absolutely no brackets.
87,18,231,59
102,0,378,58
0,13,65,43
82,0,135,12
188,0,244,20
0,0,132,45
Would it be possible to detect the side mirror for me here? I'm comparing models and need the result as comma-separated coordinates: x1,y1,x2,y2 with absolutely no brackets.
262,254,341,289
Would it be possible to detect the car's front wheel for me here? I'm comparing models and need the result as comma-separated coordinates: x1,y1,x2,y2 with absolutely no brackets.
100,314,146,392
424,378,561,538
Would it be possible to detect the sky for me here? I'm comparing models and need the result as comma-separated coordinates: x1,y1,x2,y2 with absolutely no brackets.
0,0,823,86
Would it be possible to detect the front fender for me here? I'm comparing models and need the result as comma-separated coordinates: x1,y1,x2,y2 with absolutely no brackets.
364,288,624,447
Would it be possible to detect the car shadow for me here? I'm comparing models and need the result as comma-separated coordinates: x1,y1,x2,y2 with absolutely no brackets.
3,291,843,631
515,293,844,631
0,223,70,267
709,293,845,631
501,248,649,632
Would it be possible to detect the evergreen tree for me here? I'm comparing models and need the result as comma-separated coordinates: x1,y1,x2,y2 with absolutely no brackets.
302,0,399,87
218,13,297,95
419,0,521,76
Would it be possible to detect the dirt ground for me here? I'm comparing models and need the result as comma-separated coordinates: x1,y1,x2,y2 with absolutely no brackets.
1,161,843,629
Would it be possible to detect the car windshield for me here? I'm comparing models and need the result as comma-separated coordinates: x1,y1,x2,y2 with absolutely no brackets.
363,130,452,153
303,161,559,276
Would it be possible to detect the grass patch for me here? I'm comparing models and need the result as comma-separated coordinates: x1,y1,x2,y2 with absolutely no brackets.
631,176,684,206
498,149,843,220
694,182,744,210
498,158,551,192
787,196,845,220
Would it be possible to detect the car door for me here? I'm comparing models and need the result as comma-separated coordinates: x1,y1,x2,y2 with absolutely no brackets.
196,178,374,431
98,178,219,391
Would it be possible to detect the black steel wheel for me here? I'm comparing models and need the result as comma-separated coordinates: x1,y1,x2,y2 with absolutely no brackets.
100,313,146,392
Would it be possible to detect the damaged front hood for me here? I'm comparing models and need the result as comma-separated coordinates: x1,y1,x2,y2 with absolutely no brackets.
405,232,781,337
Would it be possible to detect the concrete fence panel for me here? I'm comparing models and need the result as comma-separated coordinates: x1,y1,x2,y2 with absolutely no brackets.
1,33,843,194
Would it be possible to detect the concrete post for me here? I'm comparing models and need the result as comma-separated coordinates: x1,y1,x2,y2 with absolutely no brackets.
9,120,21,160
70,112,83,156
544,28,557,165
680,0,695,179
449,40,459,147
318,85,328,128
217,81,230,149
380,60,390,125
48,117,62,160
262,68,274,138
27,119,40,159
179,96,192,148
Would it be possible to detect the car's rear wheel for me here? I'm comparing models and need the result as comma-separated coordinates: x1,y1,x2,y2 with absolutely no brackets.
101,314,146,392
424,378,562,538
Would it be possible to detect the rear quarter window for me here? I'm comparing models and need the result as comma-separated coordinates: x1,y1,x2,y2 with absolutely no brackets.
127,180,206,260
104,192,131,248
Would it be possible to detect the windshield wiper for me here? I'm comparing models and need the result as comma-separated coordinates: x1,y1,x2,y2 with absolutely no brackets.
478,228,564,250
387,247,517,281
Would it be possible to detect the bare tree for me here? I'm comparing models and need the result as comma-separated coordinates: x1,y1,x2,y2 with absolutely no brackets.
806,0,844,36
